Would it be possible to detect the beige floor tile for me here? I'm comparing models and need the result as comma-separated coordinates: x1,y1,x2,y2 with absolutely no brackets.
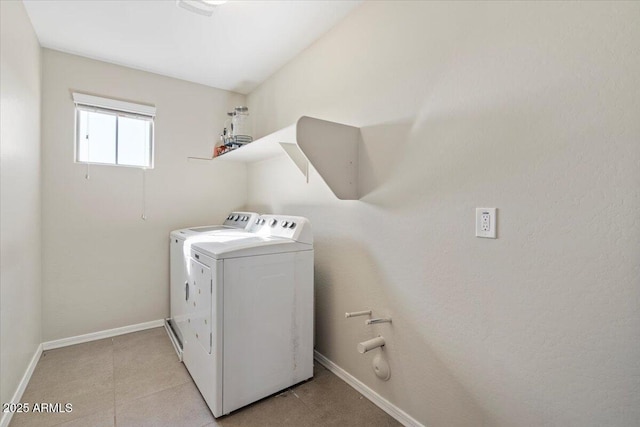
217,390,320,427
10,340,114,427
55,408,115,427
11,329,400,427
311,362,332,379
116,381,214,427
29,339,113,388
40,338,113,360
10,372,114,427
113,328,190,404
112,327,168,348
112,328,177,361
114,360,190,405
292,364,400,427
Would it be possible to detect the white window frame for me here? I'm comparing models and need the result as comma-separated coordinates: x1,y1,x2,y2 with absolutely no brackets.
73,93,156,169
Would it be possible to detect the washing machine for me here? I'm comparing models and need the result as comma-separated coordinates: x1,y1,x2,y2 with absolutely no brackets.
182,214,314,417
167,211,259,356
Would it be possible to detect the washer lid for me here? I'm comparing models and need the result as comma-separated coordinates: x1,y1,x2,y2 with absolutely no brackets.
170,212,260,240
170,225,230,240
188,232,312,259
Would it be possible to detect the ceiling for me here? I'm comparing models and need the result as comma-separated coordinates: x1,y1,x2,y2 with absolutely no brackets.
23,0,361,94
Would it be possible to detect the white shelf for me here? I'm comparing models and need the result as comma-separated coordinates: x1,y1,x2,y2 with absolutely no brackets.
190,116,361,200
215,125,296,162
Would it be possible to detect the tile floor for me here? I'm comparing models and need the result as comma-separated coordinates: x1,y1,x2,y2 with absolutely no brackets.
10,328,400,427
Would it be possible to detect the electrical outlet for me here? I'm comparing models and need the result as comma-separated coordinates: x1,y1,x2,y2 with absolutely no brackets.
481,212,490,231
476,208,497,238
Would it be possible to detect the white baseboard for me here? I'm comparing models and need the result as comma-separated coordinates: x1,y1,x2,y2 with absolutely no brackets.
0,343,43,427
42,319,164,350
313,350,424,427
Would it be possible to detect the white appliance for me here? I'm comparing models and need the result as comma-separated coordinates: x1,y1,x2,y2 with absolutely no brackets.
182,214,314,417
167,211,259,356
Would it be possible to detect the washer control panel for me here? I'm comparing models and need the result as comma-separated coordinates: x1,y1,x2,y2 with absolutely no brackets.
251,215,311,244
223,212,259,229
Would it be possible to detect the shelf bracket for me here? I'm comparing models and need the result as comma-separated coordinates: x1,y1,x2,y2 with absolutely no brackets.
279,142,310,183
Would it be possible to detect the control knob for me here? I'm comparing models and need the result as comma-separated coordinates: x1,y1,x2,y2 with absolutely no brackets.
270,219,277,227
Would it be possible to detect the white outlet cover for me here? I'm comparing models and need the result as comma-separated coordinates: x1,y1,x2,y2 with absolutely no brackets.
476,208,497,238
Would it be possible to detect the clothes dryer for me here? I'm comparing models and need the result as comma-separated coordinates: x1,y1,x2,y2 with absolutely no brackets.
183,215,314,416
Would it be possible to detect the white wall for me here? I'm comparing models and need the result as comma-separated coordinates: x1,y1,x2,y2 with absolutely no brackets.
0,0,42,408
247,2,640,426
41,50,246,341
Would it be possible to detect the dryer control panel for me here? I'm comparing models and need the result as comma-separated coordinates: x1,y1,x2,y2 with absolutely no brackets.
250,215,313,244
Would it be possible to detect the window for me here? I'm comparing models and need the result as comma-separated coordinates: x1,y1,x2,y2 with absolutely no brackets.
73,93,155,168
